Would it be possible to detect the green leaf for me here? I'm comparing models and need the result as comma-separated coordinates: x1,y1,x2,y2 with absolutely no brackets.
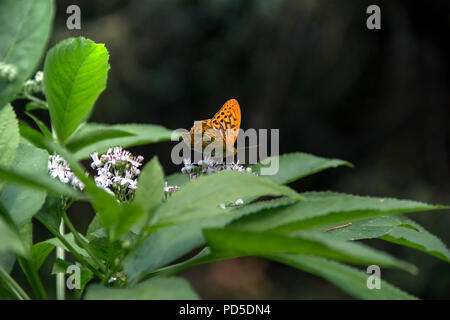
35,195,62,231
135,157,164,217
154,171,302,226
0,252,15,274
381,217,450,263
89,185,145,241
0,163,81,199
124,204,264,283
229,191,445,233
0,216,26,257
30,242,54,270
88,237,121,263
0,144,48,227
44,233,89,258
271,254,417,300
69,123,175,160
0,104,19,170
166,172,190,188
84,277,199,300
0,0,53,109
66,127,134,153
86,215,106,241
251,152,353,184
203,228,417,274
24,112,52,138
301,216,405,241
44,37,110,143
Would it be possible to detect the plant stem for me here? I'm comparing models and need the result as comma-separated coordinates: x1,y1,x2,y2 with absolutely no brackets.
56,219,65,300
0,266,30,300
36,216,104,279
17,257,47,300
62,212,105,272
23,92,48,109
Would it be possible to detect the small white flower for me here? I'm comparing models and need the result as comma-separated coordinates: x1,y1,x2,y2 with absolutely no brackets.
90,152,102,169
235,198,244,206
48,154,83,190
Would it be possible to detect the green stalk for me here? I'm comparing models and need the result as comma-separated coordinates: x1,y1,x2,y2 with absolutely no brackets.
62,212,105,272
0,266,30,300
56,220,65,300
17,257,47,300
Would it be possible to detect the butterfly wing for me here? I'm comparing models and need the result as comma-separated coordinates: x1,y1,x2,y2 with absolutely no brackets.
209,99,241,148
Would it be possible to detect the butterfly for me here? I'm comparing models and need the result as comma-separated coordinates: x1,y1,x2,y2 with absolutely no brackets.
185,99,241,156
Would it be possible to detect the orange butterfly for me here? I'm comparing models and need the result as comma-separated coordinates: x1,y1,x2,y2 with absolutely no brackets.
186,99,241,156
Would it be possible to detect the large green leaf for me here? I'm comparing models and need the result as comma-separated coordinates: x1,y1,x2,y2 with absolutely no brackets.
203,228,417,274
124,200,291,283
44,37,110,143
84,277,199,300
381,217,450,263
229,191,445,233
69,123,175,160
154,171,302,226
124,216,232,283
0,163,81,199
251,152,353,184
134,157,164,217
271,254,417,300
0,0,53,109
0,144,48,227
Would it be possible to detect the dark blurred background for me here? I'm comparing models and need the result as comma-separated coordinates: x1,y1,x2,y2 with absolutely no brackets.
13,0,450,299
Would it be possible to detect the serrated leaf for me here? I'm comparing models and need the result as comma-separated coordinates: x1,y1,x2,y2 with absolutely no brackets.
203,228,417,274
154,171,302,226
44,37,110,143
124,200,271,283
301,216,405,241
271,254,417,300
0,0,53,109
229,191,445,233
84,277,199,300
381,217,450,263
251,152,353,184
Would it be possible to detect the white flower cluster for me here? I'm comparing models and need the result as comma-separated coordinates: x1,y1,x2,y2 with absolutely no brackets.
48,154,85,190
181,156,252,180
24,71,44,95
90,146,144,202
0,61,17,81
